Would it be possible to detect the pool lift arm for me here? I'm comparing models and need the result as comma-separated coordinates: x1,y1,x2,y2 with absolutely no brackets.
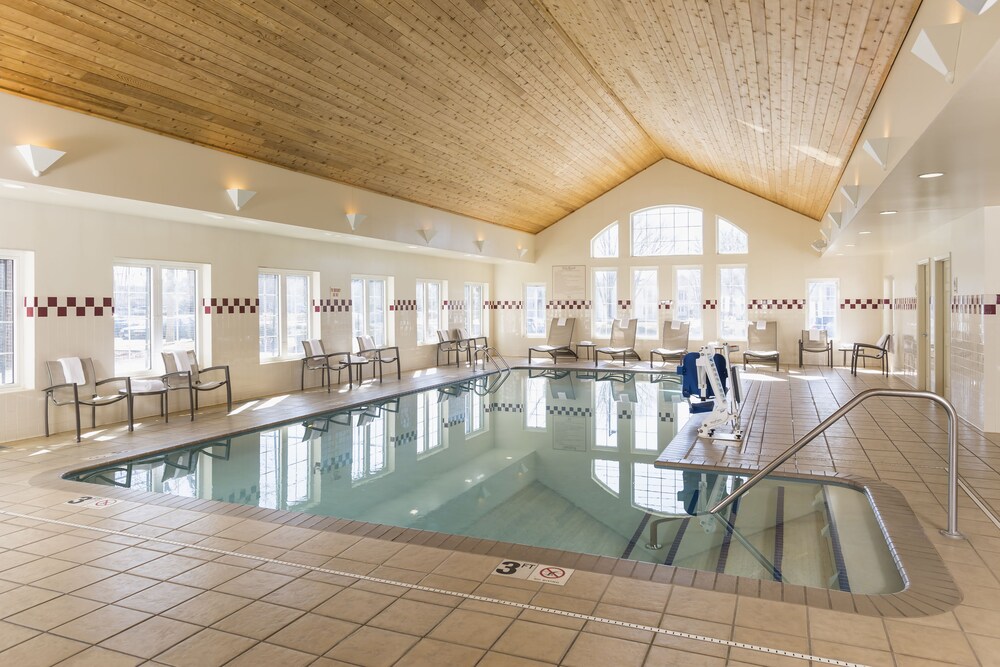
695,344,742,442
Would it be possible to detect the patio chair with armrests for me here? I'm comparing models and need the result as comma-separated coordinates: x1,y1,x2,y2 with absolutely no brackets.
650,320,690,369
851,333,891,376
743,321,780,371
455,327,488,365
357,335,401,382
528,317,578,364
595,318,640,367
162,349,232,412
799,329,833,367
436,330,461,367
43,357,132,442
300,340,349,391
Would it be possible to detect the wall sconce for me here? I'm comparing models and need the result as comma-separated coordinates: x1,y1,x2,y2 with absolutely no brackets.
911,24,961,82
862,137,890,170
226,188,256,211
827,211,843,228
516,246,528,258
810,239,828,253
346,213,367,231
16,144,65,177
474,239,485,253
958,0,997,14
417,227,436,244
840,184,861,208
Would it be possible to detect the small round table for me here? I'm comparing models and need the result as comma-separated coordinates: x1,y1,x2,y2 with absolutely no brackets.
575,341,595,360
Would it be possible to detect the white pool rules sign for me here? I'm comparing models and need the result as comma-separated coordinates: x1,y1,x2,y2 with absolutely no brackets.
493,560,574,586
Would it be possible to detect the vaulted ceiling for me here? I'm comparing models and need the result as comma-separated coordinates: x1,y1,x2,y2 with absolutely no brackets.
0,0,920,233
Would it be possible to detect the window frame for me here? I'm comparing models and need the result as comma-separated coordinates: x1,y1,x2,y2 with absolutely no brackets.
717,217,749,254
0,250,32,391
415,278,445,346
524,283,547,338
592,268,618,339
631,205,704,257
258,267,318,362
352,275,392,348
718,264,748,341
464,282,488,337
806,278,839,339
590,221,619,258
631,267,658,340
114,258,206,375
673,265,703,340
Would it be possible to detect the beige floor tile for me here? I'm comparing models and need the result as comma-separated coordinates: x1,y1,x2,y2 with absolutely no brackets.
886,620,979,665
313,587,397,623
212,570,293,598
0,619,40,651
0,631,86,665
324,626,418,667
395,637,484,667
367,598,451,635
476,653,557,667
5,594,104,630
100,616,202,659
735,597,808,636
153,628,257,667
383,544,452,573
561,632,649,667
251,525,316,550
664,586,737,625
226,642,315,666
267,613,358,655
968,633,1000,667
955,605,1000,637
810,639,895,667
161,590,252,626
599,576,670,613
431,551,495,582
654,614,732,659
260,578,342,610
116,581,201,614
51,604,151,643
550,570,610,602
54,645,144,666
807,607,890,651
643,645,727,667
86,548,164,572
0,585,62,617
0,556,78,584
211,600,304,639
295,531,360,558
336,538,407,565
31,564,116,594
583,603,659,642
18,534,92,557
72,573,157,603
167,561,247,589
429,608,514,649
491,619,577,663
127,554,202,581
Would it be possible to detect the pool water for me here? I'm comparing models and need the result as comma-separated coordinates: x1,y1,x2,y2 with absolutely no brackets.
69,369,904,594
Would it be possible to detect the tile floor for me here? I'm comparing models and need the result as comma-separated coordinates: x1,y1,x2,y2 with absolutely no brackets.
0,359,998,666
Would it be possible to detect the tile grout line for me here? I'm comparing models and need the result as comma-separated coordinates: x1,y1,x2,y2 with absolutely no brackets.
0,508,866,666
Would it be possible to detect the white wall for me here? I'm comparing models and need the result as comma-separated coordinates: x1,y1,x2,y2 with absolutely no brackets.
0,197,493,442
493,160,886,362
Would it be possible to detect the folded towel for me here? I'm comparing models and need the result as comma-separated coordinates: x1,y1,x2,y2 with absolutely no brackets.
172,350,193,373
809,329,820,341
131,379,165,392
671,320,681,330
756,321,767,330
307,338,322,354
58,357,86,385
557,317,567,326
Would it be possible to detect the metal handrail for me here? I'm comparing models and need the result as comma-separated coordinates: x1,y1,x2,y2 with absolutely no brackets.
706,388,963,539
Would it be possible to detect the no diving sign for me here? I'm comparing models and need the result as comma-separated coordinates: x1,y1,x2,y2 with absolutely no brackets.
64,496,119,510
493,560,574,586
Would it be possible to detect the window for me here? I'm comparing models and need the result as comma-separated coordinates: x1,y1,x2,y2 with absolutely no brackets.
464,283,487,337
352,276,388,347
465,391,487,436
525,374,546,429
674,267,703,339
416,392,443,456
719,266,748,340
525,284,546,337
807,279,838,338
114,261,201,374
594,380,617,449
592,269,617,338
0,256,17,385
592,460,620,496
352,408,390,483
632,206,703,256
632,269,657,339
258,269,314,361
717,218,749,254
415,279,444,345
258,425,312,509
634,381,658,451
591,222,619,258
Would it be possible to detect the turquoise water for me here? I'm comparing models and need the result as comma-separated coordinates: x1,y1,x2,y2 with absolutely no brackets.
69,369,903,593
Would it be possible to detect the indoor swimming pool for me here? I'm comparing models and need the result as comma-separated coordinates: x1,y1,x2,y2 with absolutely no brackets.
67,369,904,595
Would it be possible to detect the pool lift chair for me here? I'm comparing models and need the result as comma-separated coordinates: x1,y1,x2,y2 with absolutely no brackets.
678,345,743,442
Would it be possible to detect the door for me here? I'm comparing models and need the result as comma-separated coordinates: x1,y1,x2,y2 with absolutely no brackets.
916,262,929,391
932,257,951,398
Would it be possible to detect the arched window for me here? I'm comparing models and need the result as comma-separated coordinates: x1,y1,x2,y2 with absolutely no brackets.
591,222,618,258
631,206,702,256
717,218,749,254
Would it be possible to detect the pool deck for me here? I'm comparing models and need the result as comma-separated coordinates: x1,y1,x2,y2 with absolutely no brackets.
0,358,997,665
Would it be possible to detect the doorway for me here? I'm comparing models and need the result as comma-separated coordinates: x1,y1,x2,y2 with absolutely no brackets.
931,256,951,397
916,261,929,390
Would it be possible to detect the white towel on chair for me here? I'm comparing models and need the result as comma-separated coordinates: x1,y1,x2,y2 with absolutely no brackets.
671,320,681,330
557,317,567,326
307,339,322,354
809,329,820,341
58,357,85,385
756,320,767,330
172,350,193,373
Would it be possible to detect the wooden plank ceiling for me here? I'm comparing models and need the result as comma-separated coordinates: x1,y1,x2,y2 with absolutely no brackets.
0,0,919,232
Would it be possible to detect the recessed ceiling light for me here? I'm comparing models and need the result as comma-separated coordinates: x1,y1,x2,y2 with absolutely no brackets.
845,244,856,247
879,210,897,215
836,253,844,256
203,213,224,220
859,231,872,235
918,172,944,179
406,245,418,249
1,183,25,190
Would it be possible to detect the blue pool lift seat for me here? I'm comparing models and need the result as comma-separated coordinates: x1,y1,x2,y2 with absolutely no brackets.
677,352,728,414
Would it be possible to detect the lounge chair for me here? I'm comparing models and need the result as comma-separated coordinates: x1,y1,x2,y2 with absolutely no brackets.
743,321,780,370
650,321,690,368
851,334,891,376
799,329,833,367
162,349,232,411
43,357,132,442
300,340,349,391
357,335,401,382
436,330,461,366
595,318,640,367
455,327,488,364
528,317,578,364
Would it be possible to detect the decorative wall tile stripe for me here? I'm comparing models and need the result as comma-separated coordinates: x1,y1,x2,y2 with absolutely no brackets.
748,299,804,310
391,431,418,446
390,299,416,312
24,297,114,317
487,402,523,413
443,415,466,428
840,298,883,310
659,411,674,423
617,299,631,309
314,298,352,312
316,452,353,474
487,300,522,310
443,300,465,310
658,301,672,310
202,297,257,314
547,406,592,417
949,294,1000,315
548,300,591,309
893,297,917,311
702,299,718,310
